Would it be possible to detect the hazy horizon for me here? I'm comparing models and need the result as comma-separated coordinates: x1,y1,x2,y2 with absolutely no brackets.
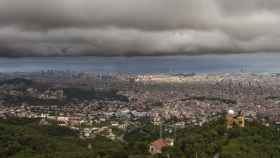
1,53,280,74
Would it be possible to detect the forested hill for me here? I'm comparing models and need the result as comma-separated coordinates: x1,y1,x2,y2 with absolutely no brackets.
0,118,280,158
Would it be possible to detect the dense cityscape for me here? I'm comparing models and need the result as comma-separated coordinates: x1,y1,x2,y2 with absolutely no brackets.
1,71,280,157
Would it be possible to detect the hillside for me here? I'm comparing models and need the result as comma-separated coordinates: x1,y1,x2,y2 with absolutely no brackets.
0,118,280,158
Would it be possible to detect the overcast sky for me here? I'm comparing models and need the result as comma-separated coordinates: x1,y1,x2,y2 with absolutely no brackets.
0,0,280,56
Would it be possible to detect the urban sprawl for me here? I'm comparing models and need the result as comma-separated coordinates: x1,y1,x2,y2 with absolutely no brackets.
1,71,280,142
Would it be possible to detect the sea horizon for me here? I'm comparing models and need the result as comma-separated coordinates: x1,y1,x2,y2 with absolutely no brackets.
1,52,280,74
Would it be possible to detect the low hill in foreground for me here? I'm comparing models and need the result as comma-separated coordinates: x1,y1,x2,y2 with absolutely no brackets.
0,118,280,158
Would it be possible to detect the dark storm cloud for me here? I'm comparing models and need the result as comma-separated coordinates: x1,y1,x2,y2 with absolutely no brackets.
0,0,280,56
0,0,219,30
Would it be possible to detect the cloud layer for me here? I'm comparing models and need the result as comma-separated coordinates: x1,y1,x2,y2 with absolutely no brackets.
0,0,280,56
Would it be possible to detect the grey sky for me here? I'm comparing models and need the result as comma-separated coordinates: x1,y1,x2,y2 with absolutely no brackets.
0,0,279,56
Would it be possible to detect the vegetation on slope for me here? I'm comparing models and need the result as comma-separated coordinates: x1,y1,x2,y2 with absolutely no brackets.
1,118,280,158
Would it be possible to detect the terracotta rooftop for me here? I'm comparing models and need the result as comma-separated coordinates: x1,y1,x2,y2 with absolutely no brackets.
151,139,170,150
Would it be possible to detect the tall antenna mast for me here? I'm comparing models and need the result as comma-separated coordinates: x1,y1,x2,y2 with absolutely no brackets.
160,121,163,139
